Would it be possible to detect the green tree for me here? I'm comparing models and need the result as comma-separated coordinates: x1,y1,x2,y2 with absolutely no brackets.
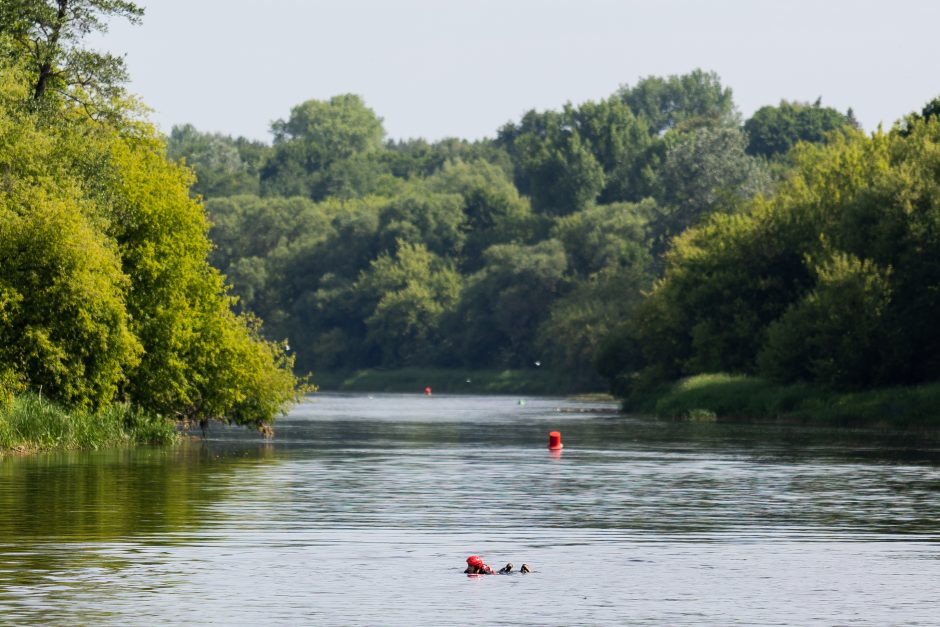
570,97,654,203
618,69,737,134
426,159,536,269
601,117,940,397
0,190,141,408
376,190,466,258
537,265,650,387
0,0,143,112
898,95,940,136
744,99,855,158
355,241,461,366
383,137,512,180
452,240,569,367
166,124,264,198
0,63,140,408
653,124,769,245
260,94,387,200
550,200,654,277
0,9,298,430
498,108,605,215
758,252,893,388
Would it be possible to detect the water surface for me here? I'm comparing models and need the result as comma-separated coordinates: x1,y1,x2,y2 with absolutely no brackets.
1,393,939,625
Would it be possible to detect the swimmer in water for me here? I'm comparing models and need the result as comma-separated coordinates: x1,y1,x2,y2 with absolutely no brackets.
464,556,523,575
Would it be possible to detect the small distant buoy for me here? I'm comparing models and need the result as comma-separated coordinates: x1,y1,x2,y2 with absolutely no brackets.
425,386,432,396
518,399,526,406
534,360,541,367
548,431,563,450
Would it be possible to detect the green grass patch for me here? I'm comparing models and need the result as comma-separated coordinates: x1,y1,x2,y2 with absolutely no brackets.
641,374,940,429
0,394,178,454
312,367,604,395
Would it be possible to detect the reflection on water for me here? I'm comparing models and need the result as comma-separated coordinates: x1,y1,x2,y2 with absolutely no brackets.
1,393,940,625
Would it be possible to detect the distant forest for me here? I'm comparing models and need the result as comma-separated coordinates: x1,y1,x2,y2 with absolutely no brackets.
169,71,940,396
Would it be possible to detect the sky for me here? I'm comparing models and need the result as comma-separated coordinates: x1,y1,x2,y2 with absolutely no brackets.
91,0,940,143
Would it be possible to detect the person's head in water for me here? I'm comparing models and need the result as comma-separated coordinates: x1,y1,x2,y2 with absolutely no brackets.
465,555,493,574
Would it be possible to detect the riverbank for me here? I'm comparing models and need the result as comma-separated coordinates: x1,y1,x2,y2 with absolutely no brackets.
0,394,178,455
634,374,940,429
312,368,606,396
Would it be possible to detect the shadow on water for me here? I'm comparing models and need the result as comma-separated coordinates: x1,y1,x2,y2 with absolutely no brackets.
0,442,276,541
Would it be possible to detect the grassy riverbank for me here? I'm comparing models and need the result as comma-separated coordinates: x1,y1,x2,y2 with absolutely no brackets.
313,368,605,396
635,374,940,429
0,394,178,455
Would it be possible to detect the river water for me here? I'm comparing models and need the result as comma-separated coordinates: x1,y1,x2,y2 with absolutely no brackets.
1,393,939,625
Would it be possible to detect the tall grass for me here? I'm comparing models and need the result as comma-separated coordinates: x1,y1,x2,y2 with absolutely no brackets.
644,374,940,429
0,394,177,453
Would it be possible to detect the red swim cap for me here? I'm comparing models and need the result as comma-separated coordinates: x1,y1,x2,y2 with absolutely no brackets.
466,555,483,567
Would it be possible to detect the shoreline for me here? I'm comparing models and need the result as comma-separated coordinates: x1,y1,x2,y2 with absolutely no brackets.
312,367,607,396
629,374,940,430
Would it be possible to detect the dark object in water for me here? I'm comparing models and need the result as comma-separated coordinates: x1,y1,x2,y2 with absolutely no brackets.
520,563,530,574
498,562,513,574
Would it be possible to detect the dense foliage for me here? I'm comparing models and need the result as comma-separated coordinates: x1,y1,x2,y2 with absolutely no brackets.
744,99,857,158
170,69,849,389
0,0,298,431
155,32,932,402
599,116,940,400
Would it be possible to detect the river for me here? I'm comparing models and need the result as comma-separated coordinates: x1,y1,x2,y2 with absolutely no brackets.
1,393,939,625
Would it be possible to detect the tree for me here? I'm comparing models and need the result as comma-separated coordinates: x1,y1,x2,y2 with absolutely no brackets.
569,97,654,203
550,200,654,277
653,124,769,245
618,69,737,134
451,240,569,367
0,190,142,409
376,190,466,258
744,99,854,158
0,0,143,112
426,159,536,269
758,252,893,388
0,63,140,408
497,108,605,215
355,241,461,366
166,124,264,198
898,95,940,136
260,94,387,200
537,265,650,387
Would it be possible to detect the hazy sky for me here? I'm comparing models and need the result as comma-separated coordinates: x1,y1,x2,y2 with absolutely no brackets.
93,0,940,143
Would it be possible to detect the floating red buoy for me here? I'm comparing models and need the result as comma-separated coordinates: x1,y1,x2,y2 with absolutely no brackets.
548,431,563,450
425,386,432,396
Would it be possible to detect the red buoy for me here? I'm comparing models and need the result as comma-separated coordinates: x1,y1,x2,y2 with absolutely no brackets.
548,431,563,450
425,386,432,396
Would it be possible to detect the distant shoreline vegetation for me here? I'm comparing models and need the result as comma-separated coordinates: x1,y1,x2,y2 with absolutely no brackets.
631,374,940,430
313,368,606,396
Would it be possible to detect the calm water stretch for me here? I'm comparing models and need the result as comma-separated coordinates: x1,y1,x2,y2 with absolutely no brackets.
1,394,940,625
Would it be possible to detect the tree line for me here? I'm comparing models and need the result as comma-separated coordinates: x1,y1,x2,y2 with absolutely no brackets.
171,70,872,391
598,102,940,401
